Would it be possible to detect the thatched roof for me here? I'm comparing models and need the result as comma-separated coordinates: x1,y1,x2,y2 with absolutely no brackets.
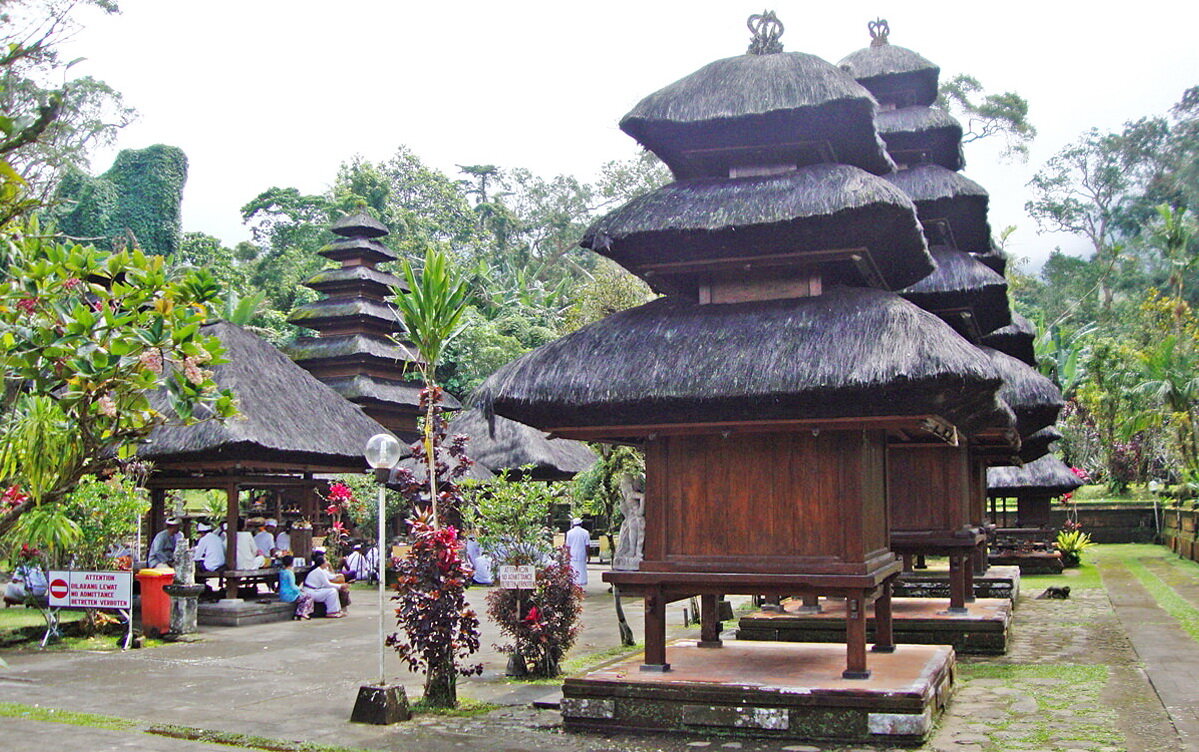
449,408,597,481
475,286,1002,431
286,333,420,367
582,164,934,291
981,347,1063,436
1018,426,1062,464
392,454,495,484
331,211,388,239
288,298,397,332
320,374,459,411
305,265,406,296
877,106,964,171
981,313,1037,366
900,246,1011,337
988,454,1083,497
838,42,939,107
885,165,992,252
142,322,389,470
619,51,894,178
318,237,398,265
971,246,1007,275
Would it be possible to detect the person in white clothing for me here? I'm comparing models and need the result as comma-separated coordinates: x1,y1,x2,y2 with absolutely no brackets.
192,522,225,573
251,518,275,557
275,523,292,554
302,552,347,617
234,520,265,569
565,518,590,587
147,517,183,567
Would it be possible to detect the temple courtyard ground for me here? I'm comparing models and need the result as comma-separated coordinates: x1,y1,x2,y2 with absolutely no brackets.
0,543,1196,752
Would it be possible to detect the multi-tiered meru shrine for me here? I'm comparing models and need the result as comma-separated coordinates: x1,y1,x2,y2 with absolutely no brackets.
477,13,1038,744
737,20,1063,655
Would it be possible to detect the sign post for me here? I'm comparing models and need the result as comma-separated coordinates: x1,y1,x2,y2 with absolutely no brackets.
47,570,135,649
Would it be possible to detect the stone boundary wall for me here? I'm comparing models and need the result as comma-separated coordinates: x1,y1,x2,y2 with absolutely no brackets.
1162,504,1199,562
1052,504,1161,544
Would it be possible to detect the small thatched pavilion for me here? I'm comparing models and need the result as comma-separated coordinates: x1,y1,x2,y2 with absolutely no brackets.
988,454,1083,529
141,322,391,600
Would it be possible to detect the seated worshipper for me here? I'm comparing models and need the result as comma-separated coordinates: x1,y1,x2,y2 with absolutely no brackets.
147,517,183,567
302,552,349,617
254,518,278,557
465,535,493,586
192,521,225,575
278,555,314,619
341,545,367,582
4,562,48,606
274,522,292,554
234,519,266,570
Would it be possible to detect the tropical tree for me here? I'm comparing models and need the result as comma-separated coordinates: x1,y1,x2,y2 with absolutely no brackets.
0,230,237,537
937,73,1036,160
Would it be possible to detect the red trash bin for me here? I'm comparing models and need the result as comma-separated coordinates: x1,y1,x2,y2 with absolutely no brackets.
136,568,174,636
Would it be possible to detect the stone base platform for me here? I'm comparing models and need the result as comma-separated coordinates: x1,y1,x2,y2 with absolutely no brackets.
893,564,1021,602
562,639,954,746
989,550,1064,574
737,597,1012,655
198,598,295,627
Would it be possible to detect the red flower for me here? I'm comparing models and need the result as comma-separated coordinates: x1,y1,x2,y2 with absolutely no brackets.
326,504,340,516
62,277,81,290
16,298,37,315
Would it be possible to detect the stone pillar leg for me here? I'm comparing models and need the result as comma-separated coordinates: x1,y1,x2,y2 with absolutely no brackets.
796,593,822,614
947,554,968,614
964,552,977,603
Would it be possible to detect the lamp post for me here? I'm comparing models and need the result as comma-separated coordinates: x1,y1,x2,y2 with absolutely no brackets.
352,432,408,725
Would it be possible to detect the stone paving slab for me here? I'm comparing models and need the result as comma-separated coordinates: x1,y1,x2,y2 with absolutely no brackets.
2,717,238,751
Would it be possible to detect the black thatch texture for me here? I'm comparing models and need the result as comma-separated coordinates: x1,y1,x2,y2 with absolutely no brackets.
877,106,964,171
305,265,406,296
331,211,388,239
475,287,1002,431
286,333,420,367
1018,426,1062,464
288,298,397,331
959,396,1017,438
449,408,597,481
582,164,934,291
982,313,1037,367
971,246,1007,276
620,51,894,178
981,347,1063,437
321,374,460,411
142,322,388,469
900,246,1011,337
885,165,991,251
838,43,939,107
988,454,1083,497
319,237,398,264
392,455,495,484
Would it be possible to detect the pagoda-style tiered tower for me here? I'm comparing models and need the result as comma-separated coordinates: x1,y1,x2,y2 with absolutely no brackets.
476,14,1009,742
840,20,1063,586
287,212,454,440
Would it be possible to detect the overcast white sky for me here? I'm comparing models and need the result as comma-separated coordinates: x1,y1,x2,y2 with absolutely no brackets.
61,0,1199,271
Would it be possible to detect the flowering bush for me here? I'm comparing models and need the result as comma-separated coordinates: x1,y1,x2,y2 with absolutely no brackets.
486,545,583,678
319,481,356,567
387,510,482,706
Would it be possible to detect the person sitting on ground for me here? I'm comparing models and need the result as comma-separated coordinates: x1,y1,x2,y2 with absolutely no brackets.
3,561,47,607
302,552,349,618
465,534,493,586
192,521,225,575
278,555,315,619
341,544,367,582
147,517,183,567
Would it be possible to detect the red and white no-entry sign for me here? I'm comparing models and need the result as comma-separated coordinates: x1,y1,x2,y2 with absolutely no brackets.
48,578,69,599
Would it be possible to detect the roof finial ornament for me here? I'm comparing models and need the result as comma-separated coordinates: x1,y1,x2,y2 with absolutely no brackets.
747,11,784,55
868,18,890,47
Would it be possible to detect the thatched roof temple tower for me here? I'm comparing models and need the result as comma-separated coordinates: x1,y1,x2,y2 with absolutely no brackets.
287,211,455,439
478,13,1018,690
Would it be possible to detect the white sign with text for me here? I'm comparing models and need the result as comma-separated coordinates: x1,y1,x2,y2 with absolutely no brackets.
47,570,133,610
498,564,536,590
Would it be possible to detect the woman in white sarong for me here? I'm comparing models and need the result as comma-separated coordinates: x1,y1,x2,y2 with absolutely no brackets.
302,552,347,617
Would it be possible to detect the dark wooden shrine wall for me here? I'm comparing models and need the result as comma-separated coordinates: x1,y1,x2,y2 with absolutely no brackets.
888,444,971,532
642,429,890,575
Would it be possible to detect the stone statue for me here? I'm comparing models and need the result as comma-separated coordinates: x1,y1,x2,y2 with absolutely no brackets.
612,474,644,571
